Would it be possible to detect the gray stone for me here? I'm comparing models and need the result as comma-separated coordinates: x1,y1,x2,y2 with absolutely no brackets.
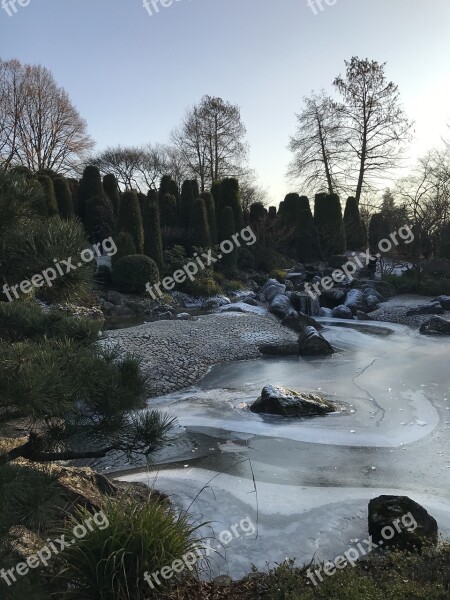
268,294,297,320
433,295,450,310
250,385,337,417
298,326,334,355
176,313,193,321
368,495,438,552
406,302,445,316
420,316,450,335
332,305,353,319
344,289,366,314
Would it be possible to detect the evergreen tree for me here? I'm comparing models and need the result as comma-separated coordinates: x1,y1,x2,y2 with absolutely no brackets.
67,178,79,215
103,174,121,216
36,174,58,217
368,213,390,252
249,202,267,224
268,206,277,220
201,191,217,244
77,166,103,223
117,190,144,253
160,193,178,228
281,193,301,223
190,198,211,248
53,177,75,220
295,196,320,262
314,193,346,258
344,196,366,250
220,177,243,231
180,180,196,230
143,193,164,271
219,206,237,271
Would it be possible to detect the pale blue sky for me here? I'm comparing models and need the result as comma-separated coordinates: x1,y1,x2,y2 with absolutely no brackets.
1,0,449,204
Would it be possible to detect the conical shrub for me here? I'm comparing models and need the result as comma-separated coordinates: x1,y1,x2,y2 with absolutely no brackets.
190,198,211,248
143,194,164,271
344,196,366,250
200,191,217,244
103,174,121,216
117,190,144,253
53,177,75,220
314,193,346,258
36,175,58,217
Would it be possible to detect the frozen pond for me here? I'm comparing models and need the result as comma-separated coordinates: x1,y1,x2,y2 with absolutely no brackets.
118,320,450,579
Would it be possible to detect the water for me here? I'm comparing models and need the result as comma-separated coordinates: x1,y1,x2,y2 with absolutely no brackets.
117,319,450,579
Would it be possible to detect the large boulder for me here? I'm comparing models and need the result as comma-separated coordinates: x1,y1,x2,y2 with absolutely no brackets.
282,313,324,332
344,289,366,314
433,295,450,310
321,288,347,308
368,495,438,552
268,294,297,320
353,280,396,298
420,316,450,335
332,305,353,319
259,343,299,356
406,302,445,316
289,291,320,316
298,326,334,355
250,385,337,417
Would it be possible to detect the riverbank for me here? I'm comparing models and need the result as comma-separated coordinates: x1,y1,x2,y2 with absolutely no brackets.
106,312,298,396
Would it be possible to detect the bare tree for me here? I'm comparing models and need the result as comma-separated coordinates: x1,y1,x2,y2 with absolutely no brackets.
287,91,346,194
171,95,248,191
0,59,93,173
334,57,413,204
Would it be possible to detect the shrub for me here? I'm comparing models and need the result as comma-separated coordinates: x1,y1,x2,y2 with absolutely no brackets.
180,180,197,230
190,197,211,248
184,272,221,297
77,165,104,223
53,177,75,220
218,206,238,272
249,202,267,224
369,213,390,251
103,173,121,216
220,177,243,231
112,254,159,293
111,231,136,266
84,193,115,241
143,195,164,271
3,217,94,304
163,245,187,277
201,191,217,245
117,190,144,253
36,174,59,217
296,196,319,262
59,496,199,599
160,193,178,228
314,193,346,258
0,302,101,344
344,196,366,250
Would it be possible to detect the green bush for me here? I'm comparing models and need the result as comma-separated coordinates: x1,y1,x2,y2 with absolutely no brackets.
117,190,144,253
59,495,199,599
220,177,243,231
112,254,159,293
160,193,178,228
111,231,136,266
36,174,59,217
184,273,221,297
77,166,104,223
53,177,75,220
296,195,319,262
190,197,211,248
314,193,346,258
218,206,237,272
3,217,94,304
344,196,366,250
180,180,197,230
144,195,164,271
163,245,187,277
0,303,101,344
201,191,217,244
103,173,121,216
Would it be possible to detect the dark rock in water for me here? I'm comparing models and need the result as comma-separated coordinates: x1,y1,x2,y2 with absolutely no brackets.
356,310,373,321
250,385,337,417
368,495,438,552
298,326,334,355
332,305,353,319
264,283,287,302
353,280,395,298
321,288,346,308
406,302,445,316
344,288,366,314
289,291,320,316
282,313,324,332
420,316,450,335
268,294,298,319
433,295,450,310
259,343,299,356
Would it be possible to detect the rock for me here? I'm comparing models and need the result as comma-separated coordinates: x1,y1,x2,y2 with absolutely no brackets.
420,316,450,335
353,280,396,298
406,302,445,316
344,289,366,314
433,295,450,310
157,311,173,320
289,291,320,316
264,283,287,302
281,313,324,332
284,280,294,291
363,288,382,312
268,294,298,319
356,310,373,321
205,295,231,308
285,272,306,286
250,385,337,417
105,290,124,306
368,495,438,551
332,305,353,319
243,296,259,306
321,288,347,308
213,575,233,587
298,326,334,355
259,342,299,356
176,313,193,321
320,307,333,317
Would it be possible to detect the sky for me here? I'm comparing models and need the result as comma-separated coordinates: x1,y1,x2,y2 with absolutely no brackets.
1,0,450,205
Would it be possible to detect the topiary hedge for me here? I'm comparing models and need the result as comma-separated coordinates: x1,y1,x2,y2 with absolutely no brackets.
112,254,159,293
